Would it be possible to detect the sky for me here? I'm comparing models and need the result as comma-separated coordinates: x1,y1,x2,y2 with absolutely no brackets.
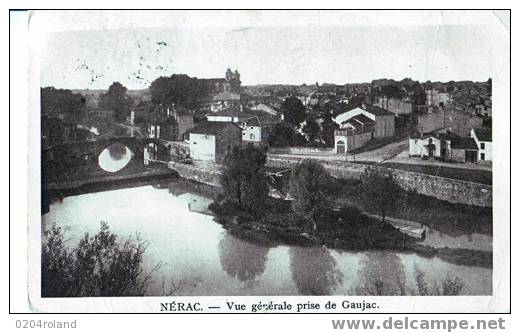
38,23,500,90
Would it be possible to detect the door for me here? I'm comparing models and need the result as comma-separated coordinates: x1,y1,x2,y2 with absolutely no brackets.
466,150,477,163
336,141,345,154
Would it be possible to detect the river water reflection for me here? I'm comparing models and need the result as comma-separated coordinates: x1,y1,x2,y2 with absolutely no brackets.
42,179,492,296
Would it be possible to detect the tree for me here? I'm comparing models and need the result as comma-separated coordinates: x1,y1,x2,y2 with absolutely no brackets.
360,169,400,222
41,87,86,119
320,114,339,147
380,84,404,103
268,122,306,147
100,82,133,122
220,146,269,215
280,96,306,128
289,160,331,231
42,222,159,297
302,117,320,143
149,74,208,109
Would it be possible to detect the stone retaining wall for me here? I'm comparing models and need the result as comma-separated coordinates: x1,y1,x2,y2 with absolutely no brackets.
266,156,492,208
168,161,222,187
168,157,492,208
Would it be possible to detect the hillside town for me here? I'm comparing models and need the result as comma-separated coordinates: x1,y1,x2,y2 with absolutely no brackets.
42,69,492,178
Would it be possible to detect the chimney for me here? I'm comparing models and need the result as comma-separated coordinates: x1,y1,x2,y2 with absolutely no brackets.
240,104,243,112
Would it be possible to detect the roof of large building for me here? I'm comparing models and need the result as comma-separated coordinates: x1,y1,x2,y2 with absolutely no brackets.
200,78,227,83
209,109,256,119
451,137,479,150
188,121,241,135
363,105,395,116
350,114,375,125
343,120,363,131
473,128,492,141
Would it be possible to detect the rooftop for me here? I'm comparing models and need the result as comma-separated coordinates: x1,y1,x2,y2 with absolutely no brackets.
350,114,375,125
474,128,492,141
451,137,479,150
410,129,459,141
363,105,395,117
212,92,241,101
209,109,256,119
189,121,241,135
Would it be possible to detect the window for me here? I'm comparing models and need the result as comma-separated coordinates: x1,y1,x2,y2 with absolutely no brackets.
480,142,485,149
480,153,485,160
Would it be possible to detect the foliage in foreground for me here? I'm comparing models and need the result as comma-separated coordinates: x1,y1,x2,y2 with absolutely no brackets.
220,146,269,215
42,222,159,297
289,160,332,231
360,169,401,222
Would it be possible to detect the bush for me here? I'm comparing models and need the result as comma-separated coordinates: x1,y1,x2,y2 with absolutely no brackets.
42,222,159,297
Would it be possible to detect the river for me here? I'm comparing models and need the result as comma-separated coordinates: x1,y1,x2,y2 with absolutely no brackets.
42,178,492,296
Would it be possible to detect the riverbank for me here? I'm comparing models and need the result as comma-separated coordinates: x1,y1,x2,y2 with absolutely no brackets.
209,199,492,269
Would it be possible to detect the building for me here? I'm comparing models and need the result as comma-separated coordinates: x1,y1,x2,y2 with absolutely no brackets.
201,68,241,94
334,126,373,154
170,105,194,141
249,103,280,116
147,105,195,142
41,116,95,148
470,128,492,161
208,92,242,112
409,129,479,163
206,108,280,146
333,106,395,138
417,106,483,137
426,89,452,107
374,96,413,116
206,109,256,123
188,121,242,163
451,137,480,163
199,69,242,113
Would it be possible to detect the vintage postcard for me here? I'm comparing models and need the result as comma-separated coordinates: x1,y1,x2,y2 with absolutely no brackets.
23,10,510,313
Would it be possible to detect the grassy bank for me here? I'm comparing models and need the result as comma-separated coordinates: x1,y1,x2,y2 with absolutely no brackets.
266,170,492,237
209,198,492,269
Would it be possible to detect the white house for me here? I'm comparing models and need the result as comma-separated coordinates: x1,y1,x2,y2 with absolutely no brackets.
242,117,263,143
333,106,395,138
470,128,492,161
188,121,242,163
409,129,479,163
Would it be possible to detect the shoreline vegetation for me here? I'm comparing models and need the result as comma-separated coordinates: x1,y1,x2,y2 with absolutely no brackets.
207,145,492,269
